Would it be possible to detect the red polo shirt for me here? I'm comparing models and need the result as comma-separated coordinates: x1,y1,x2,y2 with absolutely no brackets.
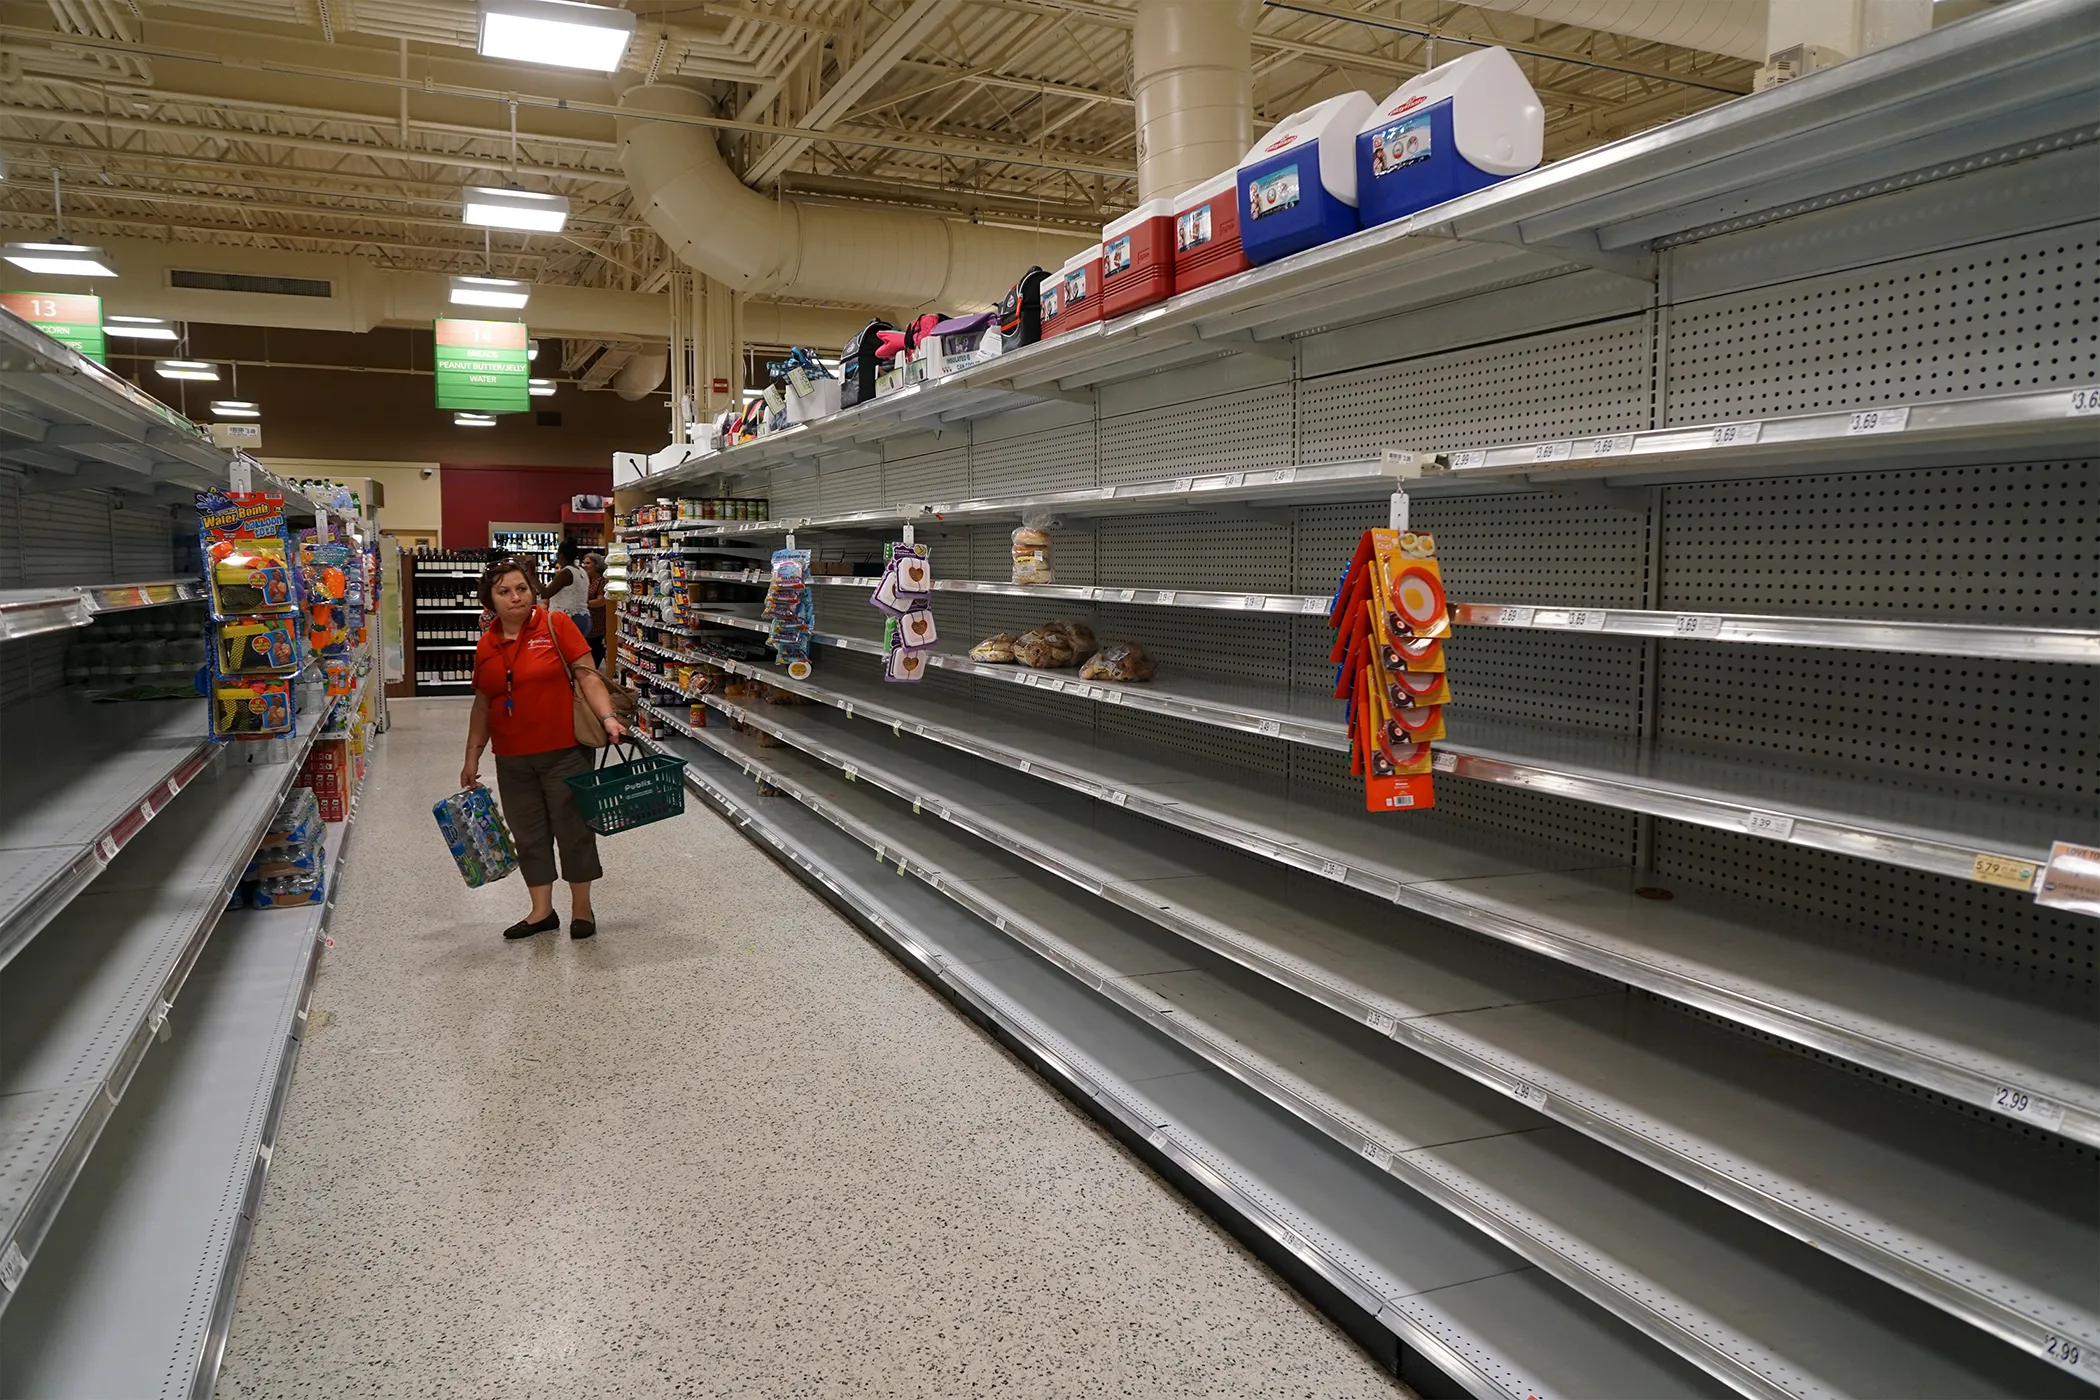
474,607,592,757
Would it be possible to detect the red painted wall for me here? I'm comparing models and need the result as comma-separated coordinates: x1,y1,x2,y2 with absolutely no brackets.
440,464,612,549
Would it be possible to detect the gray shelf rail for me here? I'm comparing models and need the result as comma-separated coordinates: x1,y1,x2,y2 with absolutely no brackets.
0,694,216,969
0,580,206,643
641,724,1747,1400
658,703,2099,1384
0,798,356,1398
669,669,2098,1145
0,706,329,1317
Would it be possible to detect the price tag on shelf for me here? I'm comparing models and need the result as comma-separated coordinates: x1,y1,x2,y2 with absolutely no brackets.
2067,387,2100,416
1241,594,1265,610
166,778,182,797
1320,860,1347,881
843,765,859,782
1532,440,1573,462
1742,811,1796,839
1557,610,1609,630
1972,851,2041,892
1993,1085,2067,1131
842,701,855,718
1359,1140,1393,1172
1495,606,1536,627
257,1141,274,1167
1115,589,1136,603
1845,406,1909,435
2032,841,2100,915
1511,1081,1549,1109
98,835,119,862
1155,590,1177,605
1019,760,1033,774
1710,421,1762,447
1447,449,1488,470
1364,1010,1397,1036
1108,790,1129,807
2044,1336,2098,1377
1173,477,1193,493
1087,687,1106,702
1104,690,1123,705
1580,434,1636,457
1,1238,27,1292
911,797,921,814
1257,718,1282,737
994,914,1008,932
1672,613,1724,638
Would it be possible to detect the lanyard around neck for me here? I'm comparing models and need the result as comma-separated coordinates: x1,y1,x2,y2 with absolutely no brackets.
495,607,541,715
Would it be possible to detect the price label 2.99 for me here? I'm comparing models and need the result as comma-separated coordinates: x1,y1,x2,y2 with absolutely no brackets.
1993,1084,2066,1131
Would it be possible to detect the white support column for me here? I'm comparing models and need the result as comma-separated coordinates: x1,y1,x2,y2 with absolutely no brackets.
1765,0,1932,62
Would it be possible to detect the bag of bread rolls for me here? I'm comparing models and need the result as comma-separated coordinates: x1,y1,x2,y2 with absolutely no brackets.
1011,523,1053,584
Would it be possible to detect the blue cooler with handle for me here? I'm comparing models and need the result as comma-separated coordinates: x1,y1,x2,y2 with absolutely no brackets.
1236,91,1376,266
1357,47,1543,228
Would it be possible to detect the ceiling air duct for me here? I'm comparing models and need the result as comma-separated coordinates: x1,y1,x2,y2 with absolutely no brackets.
617,84,1086,311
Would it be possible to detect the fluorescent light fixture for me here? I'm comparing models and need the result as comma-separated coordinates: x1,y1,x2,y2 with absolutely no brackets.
529,339,540,360
3,240,117,277
529,378,555,396
211,399,261,418
455,412,499,427
104,314,179,340
448,275,531,309
154,358,220,381
462,185,570,233
478,0,635,71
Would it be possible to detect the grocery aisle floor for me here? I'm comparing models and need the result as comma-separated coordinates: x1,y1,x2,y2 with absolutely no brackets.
220,700,1406,1399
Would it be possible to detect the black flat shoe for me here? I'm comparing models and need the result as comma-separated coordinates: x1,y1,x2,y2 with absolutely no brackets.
504,913,560,940
570,918,597,940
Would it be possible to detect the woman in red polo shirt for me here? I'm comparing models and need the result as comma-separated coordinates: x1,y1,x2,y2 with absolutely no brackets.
459,559,626,941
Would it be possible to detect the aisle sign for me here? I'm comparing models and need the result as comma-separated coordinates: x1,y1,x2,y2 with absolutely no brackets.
2,291,106,364
434,318,529,413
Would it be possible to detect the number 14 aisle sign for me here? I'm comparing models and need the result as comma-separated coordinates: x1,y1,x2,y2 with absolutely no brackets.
434,318,528,413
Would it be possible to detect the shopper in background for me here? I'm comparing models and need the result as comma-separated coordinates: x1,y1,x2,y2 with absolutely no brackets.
542,540,591,639
461,560,626,941
581,552,608,665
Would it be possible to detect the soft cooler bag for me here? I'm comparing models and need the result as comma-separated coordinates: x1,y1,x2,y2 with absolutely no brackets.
839,317,894,410
1236,91,1376,266
1357,47,1542,228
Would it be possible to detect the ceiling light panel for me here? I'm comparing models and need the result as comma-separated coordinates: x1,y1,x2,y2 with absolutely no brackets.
103,315,179,340
455,412,499,427
448,275,532,309
462,186,571,233
529,379,555,396
478,0,636,73
154,359,220,381
210,399,261,418
4,241,117,277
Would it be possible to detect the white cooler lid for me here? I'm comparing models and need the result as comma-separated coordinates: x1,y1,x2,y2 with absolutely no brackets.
1102,196,1177,240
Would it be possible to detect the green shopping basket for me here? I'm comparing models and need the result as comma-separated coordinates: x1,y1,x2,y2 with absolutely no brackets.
565,742,688,835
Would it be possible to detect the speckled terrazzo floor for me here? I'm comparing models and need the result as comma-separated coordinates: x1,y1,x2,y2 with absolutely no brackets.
218,699,1407,1399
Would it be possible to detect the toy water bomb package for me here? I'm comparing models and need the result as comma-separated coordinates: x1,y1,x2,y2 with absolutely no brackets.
215,616,302,675
196,491,299,618
1328,527,1454,812
766,547,815,680
433,785,520,888
213,675,296,740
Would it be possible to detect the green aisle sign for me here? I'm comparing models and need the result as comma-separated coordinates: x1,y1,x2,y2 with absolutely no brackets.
2,291,106,364
434,317,529,413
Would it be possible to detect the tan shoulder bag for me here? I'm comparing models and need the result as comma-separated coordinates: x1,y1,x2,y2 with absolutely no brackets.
551,609,638,747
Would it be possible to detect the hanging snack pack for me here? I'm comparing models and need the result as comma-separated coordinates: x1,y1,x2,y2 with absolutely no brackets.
1356,47,1542,229
872,540,936,684
433,784,520,888
1236,91,1377,265
766,546,816,679
1329,527,1453,812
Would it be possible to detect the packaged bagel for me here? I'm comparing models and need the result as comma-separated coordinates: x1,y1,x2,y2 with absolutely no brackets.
970,632,1018,663
1012,624,1074,668
1080,641,1156,683
1011,524,1052,585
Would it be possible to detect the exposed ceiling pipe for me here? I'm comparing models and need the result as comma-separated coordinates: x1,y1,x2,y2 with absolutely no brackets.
1461,1,1767,63
612,349,671,400
617,83,1088,311
1131,0,1261,202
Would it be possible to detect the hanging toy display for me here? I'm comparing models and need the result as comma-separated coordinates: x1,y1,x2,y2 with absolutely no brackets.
870,535,936,683
196,488,304,743
766,544,815,679
1328,524,1453,812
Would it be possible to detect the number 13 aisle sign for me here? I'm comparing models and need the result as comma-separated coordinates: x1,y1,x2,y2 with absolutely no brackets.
434,318,529,413
2,291,106,364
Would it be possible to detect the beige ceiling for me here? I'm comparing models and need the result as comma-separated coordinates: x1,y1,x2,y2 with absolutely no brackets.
0,0,1755,304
